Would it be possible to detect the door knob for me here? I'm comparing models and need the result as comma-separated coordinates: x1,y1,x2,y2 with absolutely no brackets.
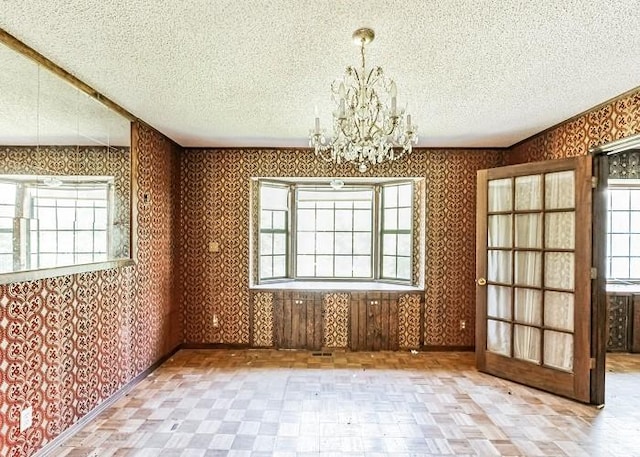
476,277,487,286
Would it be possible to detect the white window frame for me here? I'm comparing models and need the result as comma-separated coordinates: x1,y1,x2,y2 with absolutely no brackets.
606,179,640,282
257,179,415,285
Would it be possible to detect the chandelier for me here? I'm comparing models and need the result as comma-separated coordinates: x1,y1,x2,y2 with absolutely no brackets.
309,28,418,173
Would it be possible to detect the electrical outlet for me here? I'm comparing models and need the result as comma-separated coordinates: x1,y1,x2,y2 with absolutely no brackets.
460,320,466,330
212,314,220,328
20,406,32,433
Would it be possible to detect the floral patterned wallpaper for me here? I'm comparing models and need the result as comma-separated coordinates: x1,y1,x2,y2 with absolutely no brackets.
0,123,181,457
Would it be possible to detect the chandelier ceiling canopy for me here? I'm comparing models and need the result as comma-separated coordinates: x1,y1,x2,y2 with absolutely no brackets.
310,27,418,172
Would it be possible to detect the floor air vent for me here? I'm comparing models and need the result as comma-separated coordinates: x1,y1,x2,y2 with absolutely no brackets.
311,352,333,357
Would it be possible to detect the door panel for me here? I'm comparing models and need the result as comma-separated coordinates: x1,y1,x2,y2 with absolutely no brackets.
476,156,598,403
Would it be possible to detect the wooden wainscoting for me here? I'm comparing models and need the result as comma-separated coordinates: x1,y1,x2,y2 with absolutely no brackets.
249,290,424,351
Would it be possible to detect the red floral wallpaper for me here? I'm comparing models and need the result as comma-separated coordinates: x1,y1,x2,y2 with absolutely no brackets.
0,123,181,457
178,148,504,347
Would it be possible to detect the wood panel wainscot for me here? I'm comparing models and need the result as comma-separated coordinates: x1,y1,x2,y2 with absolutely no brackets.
606,292,640,353
249,290,424,351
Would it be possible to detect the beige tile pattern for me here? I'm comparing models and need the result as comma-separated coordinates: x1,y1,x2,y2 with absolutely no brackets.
50,349,640,457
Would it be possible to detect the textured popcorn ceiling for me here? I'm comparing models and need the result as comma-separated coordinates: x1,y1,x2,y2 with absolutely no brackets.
0,1,638,148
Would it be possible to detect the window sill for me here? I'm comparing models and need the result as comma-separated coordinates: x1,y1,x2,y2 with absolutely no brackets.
0,258,135,285
606,283,640,293
252,281,422,292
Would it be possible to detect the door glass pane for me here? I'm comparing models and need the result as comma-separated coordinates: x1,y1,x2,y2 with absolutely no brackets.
514,325,541,363
544,252,575,290
544,291,574,332
487,319,511,356
515,175,542,210
545,171,575,209
488,178,512,212
487,285,512,319
488,215,512,248
515,251,541,287
515,213,542,248
488,250,512,284
545,211,575,249
514,288,542,325
544,331,573,371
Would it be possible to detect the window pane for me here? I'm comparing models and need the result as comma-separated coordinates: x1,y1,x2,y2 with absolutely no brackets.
487,285,511,320
353,210,371,231
384,185,398,206
488,250,512,284
76,207,94,230
514,251,541,287
0,254,13,272
40,231,56,251
353,232,371,255
398,183,412,207
631,212,640,232
544,252,575,290
514,288,542,325
297,209,315,231
397,257,411,280
611,234,630,256
334,232,352,255
0,183,15,204
335,210,352,231
76,254,94,264
57,207,75,229
397,234,411,256
353,256,371,277
0,233,12,252
297,255,315,276
260,256,273,278
545,211,575,249
398,207,411,230
273,233,286,255
488,179,513,212
631,235,640,256
0,206,14,218
545,171,575,209
383,234,396,255
630,258,640,279
544,331,573,371
316,232,333,254
260,233,273,255
514,325,541,363
611,211,630,233
316,255,333,276
611,257,629,278
514,213,541,248
58,231,74,252
334,256,352,277
273,255,286,277
383,208,398,230
632,193,640,210
489,214,513,248
76,231,94,253
94,231,107,252
515,175,542,211
316,209,334,230
383,255,396,278
38,207,57,229
610,189,630,210
261,185,288,210
487,319,510,356
0,217,12,229
297,232,315,255
273,211,286,230
94,208,107,229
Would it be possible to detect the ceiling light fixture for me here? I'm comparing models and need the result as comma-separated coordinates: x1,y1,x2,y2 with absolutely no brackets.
310,28,418,173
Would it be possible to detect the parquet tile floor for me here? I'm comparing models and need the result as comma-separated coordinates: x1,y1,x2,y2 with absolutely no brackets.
51,350,640,456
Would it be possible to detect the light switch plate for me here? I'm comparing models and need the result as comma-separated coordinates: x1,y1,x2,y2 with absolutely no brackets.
20,406,32,432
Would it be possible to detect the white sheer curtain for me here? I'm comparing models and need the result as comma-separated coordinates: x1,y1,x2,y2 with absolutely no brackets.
487,179,513,356
543,171,576,371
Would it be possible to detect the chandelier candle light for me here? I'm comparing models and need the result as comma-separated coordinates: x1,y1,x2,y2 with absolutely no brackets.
309,28,418,173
